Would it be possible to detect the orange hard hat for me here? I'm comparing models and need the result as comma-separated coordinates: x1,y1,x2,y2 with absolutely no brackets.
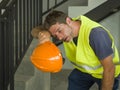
30,41,63,73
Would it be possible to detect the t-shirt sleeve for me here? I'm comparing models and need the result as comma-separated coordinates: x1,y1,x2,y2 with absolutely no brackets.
89,27,113,60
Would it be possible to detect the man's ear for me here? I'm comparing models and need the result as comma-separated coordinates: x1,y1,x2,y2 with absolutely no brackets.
66,17,72,25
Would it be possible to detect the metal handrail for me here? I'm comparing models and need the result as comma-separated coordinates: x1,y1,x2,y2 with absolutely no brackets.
0,0,69,90
0,0,10,9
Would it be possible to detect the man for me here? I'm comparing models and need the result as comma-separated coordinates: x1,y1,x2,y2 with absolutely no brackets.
43,10,120,90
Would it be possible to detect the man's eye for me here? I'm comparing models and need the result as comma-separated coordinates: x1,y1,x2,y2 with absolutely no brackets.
58,29,62,33
51,34,57,38
51,34,54,37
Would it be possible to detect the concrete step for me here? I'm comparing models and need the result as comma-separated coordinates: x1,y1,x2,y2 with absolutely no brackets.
15,74,32,90
15,59,35,76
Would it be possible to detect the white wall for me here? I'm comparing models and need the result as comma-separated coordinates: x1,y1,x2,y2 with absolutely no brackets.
0,0,2,3
68,0,107,18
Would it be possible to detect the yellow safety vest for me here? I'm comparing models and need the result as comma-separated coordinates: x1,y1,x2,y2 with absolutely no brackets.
63,15,120,78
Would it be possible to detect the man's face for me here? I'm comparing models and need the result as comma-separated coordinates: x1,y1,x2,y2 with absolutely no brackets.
49,23,74,42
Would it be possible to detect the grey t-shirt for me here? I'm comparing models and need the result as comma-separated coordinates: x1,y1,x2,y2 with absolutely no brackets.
73,27,113,60
89,27,113,60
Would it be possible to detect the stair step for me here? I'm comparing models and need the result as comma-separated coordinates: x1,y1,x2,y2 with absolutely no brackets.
15,59,35,76
15,74,32,82
15,74,33,90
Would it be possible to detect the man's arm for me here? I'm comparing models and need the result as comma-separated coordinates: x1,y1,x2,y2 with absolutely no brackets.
89,27,116,90
100,54,115,90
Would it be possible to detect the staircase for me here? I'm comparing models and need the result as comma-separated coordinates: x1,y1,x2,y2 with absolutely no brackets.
1,0,120,90
14,0,88,90
15,0,120,90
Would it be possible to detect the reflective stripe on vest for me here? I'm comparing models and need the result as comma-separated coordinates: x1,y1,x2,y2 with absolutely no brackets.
70,61,120,71
70,61,102,70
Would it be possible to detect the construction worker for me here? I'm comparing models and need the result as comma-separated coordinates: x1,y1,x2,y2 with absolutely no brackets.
42,10,120,90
